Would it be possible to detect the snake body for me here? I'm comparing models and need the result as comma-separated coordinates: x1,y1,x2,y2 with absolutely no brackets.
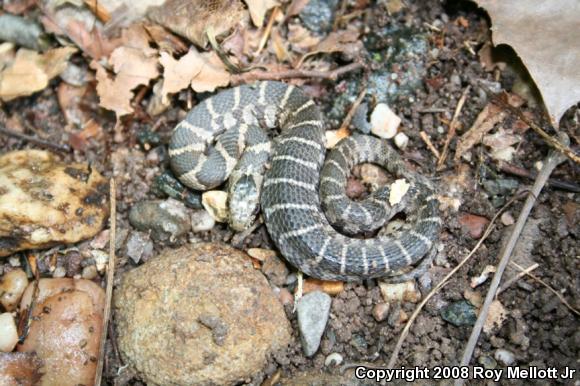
169,81,441,281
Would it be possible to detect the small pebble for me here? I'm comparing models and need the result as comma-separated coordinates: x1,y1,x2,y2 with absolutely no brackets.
0,269,28,311
201,191,229,223
394,132,409,150
372,302,390,322
81,265,98,280
325,129,349,149
324,352,343,367
458,213,490,239
440,300,477,327
370,103,400,139
8,257,20,267
278,288,294,307
494,348,515,366
247,248,277,262
124,231,153,264
261,254,289,287
360,163,389,189
379,281,421,303
91,250,109,273
129,199,191,242
190,209,215,232
0,312,18,352
297,291,332,357
478,355,497,369
500,212,515,226
52,266,66,278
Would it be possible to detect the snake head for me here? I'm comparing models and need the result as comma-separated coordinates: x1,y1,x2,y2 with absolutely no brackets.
228,172,262,232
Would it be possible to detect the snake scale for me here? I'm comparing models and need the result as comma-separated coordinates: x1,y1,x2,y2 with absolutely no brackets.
169,81,441,281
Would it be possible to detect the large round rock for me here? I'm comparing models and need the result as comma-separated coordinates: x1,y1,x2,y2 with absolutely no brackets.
114,243,292,386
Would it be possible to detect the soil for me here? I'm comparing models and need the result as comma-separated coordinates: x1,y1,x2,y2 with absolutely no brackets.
1,1,578,385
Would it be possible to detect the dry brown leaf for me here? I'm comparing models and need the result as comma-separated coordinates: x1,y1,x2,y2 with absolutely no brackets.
298,29,361,66
160,48,231,102
147,0,246,47
454,94,523,161
244,0,279,27
475,0,580,127
287,23,320,53
0,46,77,101
92,40,159,117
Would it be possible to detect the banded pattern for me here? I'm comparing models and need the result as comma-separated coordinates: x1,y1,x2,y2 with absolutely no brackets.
169,81,441,281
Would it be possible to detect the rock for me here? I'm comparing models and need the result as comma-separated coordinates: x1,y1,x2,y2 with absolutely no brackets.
299,0,339,33
90,249,109,273
51,266,66,278
278,288,294,307
64,250,84,277
372,302,390,322
324,352,343,367
190,209,215,232
114,243,291,386
17,278,105,386
0,269,28,311
494,348,515,366
81,265,98,280
0,313,18,352
500,211,515,226
370,103,400,139
379,280,421,303
247,248,277,262
128,198,190,242
440,300,477,327
394,132,409,150
0,150,109,257
359,163,389,189
458,213,490,239
297,291,331,357
302,279,344,296
201,190,229,223
0,352,43,386
324,128,350,149
124,231,153,264
478,355,497,369
261,254,289,286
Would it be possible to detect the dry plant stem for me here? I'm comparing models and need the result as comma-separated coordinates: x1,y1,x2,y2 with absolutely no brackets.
437,86,470,170
94,178,117,386
419,131,441,160
0,125,71,153
230,62,364,84
339,84,367,131
497,263,539,294
497,160,580,193
255,7,279,56
456,140,568,385
385,194,521,369
510,262,580,316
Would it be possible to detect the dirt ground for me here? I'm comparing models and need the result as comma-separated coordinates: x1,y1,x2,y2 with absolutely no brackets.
1,1,578,385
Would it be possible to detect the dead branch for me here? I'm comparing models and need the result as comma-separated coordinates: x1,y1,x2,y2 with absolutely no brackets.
419,131,441,160
497,160,580,193
94,178,117,386
230,62,364,85
339,81,367,131
437,86,470,170
0,125,71,153
456,134,569,385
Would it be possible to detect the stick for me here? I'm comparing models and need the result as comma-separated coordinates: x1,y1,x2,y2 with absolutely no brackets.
230,62,364,85
386,193,522,369
255,7,279,56
437,86,470,170
94,178,117,386
456,135,569,385
419,131,441,160
0,125,71,153
496,263,539,294
497,160,580,193
339,82,367,131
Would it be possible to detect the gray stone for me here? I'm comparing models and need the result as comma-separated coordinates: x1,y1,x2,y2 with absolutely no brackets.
124,231,153,264
299,0,339,33
297,291,331,357
190,209,215,232
128,198,190,242
440,300,477,327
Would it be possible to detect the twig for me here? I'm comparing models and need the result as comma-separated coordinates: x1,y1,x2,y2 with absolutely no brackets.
510,262,580,316
437,86,470,170
94,178,117,386
0,125,71,153
419,107,448,114
456,135,569,384
496,160,580,193
339,82,367,131
255,7,279,56
497,263,539,294
230,62,364,85
481,83,580,165
419,131,440,160
386,193,522,369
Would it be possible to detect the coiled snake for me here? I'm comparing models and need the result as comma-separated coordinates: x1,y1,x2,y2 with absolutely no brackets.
169,81,441,281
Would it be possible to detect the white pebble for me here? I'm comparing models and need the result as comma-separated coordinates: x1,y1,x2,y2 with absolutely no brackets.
394,132,409,150
0,269,28,311
82,265,98,280
191,209,216,232
0,313,18,352
52,266,66,278
202,191,229,223
370,103,400,139
389,179,410,206
500,212,515,226
494,348,515,366
324,352,343,367
91,250,109,273
379,280,421,303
